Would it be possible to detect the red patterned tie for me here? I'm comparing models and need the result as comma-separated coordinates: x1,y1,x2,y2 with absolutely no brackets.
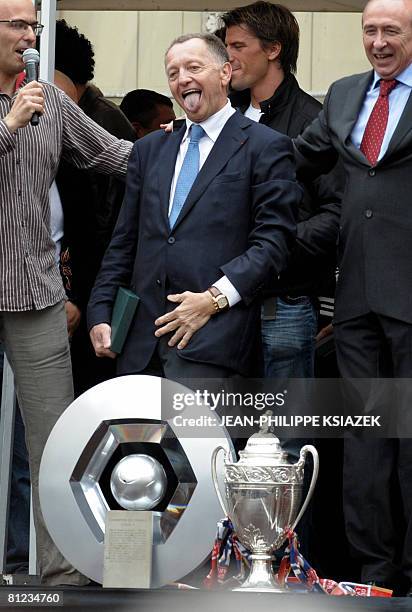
360,79,397,165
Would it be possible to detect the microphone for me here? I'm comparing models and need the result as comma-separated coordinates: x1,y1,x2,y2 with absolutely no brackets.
22,48,40,126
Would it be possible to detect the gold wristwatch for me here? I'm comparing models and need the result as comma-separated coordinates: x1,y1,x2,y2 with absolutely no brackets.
207,286,229,313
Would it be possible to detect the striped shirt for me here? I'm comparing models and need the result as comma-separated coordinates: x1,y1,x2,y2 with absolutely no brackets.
0,80,132,311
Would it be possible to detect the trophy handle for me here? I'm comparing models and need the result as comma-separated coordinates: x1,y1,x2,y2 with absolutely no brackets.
291,444,319,532
211,446,230,517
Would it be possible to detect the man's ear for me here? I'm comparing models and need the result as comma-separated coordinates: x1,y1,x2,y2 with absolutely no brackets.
132,121,146,139
221,61,232,87
266,41,281,61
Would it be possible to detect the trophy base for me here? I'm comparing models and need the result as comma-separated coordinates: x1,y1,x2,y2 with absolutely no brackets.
232,554,287,593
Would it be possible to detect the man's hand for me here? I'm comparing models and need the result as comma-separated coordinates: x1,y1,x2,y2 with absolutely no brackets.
65,301,81,338
154,291,216,349
160,116,184,133
316,322,333,343
3,81,44,133
90,323,117,359
160,120,174,133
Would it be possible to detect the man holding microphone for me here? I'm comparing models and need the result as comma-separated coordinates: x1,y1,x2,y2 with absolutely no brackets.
0,0,132,586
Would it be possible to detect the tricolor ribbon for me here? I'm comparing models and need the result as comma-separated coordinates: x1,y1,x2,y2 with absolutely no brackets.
204,521,392,598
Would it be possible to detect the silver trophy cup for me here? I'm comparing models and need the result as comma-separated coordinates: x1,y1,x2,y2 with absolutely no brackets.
211,423,319,592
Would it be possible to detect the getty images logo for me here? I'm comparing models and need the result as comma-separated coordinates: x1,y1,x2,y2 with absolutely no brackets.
172,389,287,412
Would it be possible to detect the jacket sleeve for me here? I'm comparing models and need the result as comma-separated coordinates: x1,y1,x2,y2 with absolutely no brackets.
294,85,340,181
270,160,343,295
295,158,344,259
60,91,132,178
220,133,301,305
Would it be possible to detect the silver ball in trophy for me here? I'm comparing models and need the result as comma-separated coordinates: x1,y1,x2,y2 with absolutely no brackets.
110,454,167,510
39,374,234,587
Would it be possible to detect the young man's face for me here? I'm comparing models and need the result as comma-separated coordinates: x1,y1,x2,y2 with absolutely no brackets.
0,0,36,80
165,38,231,123
133,104,176,139
148,104,176,132
225,24,278,91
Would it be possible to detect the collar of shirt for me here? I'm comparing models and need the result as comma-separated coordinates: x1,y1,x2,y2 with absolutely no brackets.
16,71,26,90
0,71,26,95
351,63,412,160
182,99,235,145
370,62,412,90
169,99,235,214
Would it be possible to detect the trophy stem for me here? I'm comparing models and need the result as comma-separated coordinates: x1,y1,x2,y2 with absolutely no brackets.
233,554,285,593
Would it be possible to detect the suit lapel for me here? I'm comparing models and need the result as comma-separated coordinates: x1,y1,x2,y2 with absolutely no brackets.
384,89,412,159
338,71,374,164
171,111,249,231
157,126,186,228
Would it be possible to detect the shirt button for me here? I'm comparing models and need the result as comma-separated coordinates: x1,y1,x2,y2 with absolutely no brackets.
365,209,373,219
156,279,161,286
368,168,376,177
168,237,175,244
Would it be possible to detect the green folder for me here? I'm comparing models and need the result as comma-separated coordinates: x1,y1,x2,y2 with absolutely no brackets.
110,287,140,354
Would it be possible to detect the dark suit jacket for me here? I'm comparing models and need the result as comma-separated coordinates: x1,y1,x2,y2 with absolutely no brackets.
88,110,300,375
231,73,343,298
294,70,412,325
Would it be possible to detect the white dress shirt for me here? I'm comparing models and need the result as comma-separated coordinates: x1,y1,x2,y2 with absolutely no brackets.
169,100,241,307
244,103,263,122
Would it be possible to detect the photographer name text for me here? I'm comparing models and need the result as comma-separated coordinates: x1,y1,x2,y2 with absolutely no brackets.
172,414,381,428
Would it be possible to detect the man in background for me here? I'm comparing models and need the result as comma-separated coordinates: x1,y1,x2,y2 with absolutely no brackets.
55,20,135,149
120,88,176,139
220,1,343,563
55,20,136,395
222,1,342,380
294,0,412,594
0,345,29,577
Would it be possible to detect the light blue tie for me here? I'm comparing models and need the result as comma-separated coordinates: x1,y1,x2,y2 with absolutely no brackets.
169,124,205,229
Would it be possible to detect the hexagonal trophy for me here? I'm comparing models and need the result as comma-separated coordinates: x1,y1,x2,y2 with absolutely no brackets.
39,375,232,587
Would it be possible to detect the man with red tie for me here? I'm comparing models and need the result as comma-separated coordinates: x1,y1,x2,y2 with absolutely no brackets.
294,0,412,595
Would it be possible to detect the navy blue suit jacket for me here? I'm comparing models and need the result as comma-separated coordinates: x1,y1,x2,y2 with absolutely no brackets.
88,110,300,375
